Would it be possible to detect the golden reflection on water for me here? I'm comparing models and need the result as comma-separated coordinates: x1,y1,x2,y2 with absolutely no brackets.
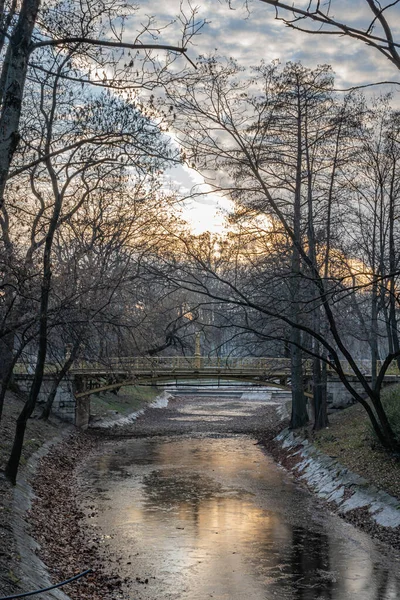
83,437,400,600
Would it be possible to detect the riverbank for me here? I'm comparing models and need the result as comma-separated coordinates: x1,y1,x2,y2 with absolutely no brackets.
3,388,400,598
0,392,62,596
314,400,400,500
89,385,161,425
278,387,400,502
0,385,160,597
258,386,400,551
28,431,119,600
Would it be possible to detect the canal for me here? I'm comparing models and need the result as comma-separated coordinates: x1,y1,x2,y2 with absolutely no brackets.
79,395,400,600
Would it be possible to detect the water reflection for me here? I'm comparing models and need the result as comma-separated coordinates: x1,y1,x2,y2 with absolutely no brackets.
81,436,400,600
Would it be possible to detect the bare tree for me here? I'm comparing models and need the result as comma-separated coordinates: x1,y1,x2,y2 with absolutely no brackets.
249,1,400,72
341,96,400,381
159,57,400,450
2,57,177,482
0,0,201,211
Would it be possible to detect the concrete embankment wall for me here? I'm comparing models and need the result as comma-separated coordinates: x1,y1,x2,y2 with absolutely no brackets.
275,429,400,529
15,375,76,422
13,434,73,600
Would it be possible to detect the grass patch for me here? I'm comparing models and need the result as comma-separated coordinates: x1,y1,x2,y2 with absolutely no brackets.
0,392,60,472
312,384,400,499
90,384,160,419
380,385,400,440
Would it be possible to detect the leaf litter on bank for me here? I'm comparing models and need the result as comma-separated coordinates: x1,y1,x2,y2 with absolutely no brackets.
29,432,126,600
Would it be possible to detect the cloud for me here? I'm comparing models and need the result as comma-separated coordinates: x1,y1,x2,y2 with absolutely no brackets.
126,0,400,231
131,0,400,87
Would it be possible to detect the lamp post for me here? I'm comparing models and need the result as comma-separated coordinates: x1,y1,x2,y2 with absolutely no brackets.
194,332,201,370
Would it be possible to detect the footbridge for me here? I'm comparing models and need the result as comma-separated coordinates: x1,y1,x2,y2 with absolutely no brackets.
73,356,297,393
14,356,400,428
68,355,400,396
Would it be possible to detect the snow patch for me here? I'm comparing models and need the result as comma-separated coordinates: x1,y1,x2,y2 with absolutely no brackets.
90,391,173,429
276,429,400,529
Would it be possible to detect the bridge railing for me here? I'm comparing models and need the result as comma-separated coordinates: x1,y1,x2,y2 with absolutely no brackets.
13,356,400,376
71,356,295,373
74,356,380,373
70,356,399,375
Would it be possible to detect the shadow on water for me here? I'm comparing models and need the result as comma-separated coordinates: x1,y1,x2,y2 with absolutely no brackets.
81,436,400,600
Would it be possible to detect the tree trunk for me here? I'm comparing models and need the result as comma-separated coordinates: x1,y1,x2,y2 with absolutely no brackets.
290,327,308,428
41,340,80,420
372,393,400,452
289,91,308,429
0,334,13,383
312,342,328,429
388,185,400,370
0,0,40,208
304,104,328,430
5,300,48,484
5,156,61,482
0,339,28,422
320,356,328,424
371,278,379,388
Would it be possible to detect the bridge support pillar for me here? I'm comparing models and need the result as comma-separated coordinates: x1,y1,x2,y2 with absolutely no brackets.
74,375,90,429
75,396,90,429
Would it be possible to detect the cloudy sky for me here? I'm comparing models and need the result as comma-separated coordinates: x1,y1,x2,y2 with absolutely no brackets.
135,1,400,232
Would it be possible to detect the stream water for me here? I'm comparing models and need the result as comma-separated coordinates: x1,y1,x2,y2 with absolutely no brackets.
79,398,400,600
